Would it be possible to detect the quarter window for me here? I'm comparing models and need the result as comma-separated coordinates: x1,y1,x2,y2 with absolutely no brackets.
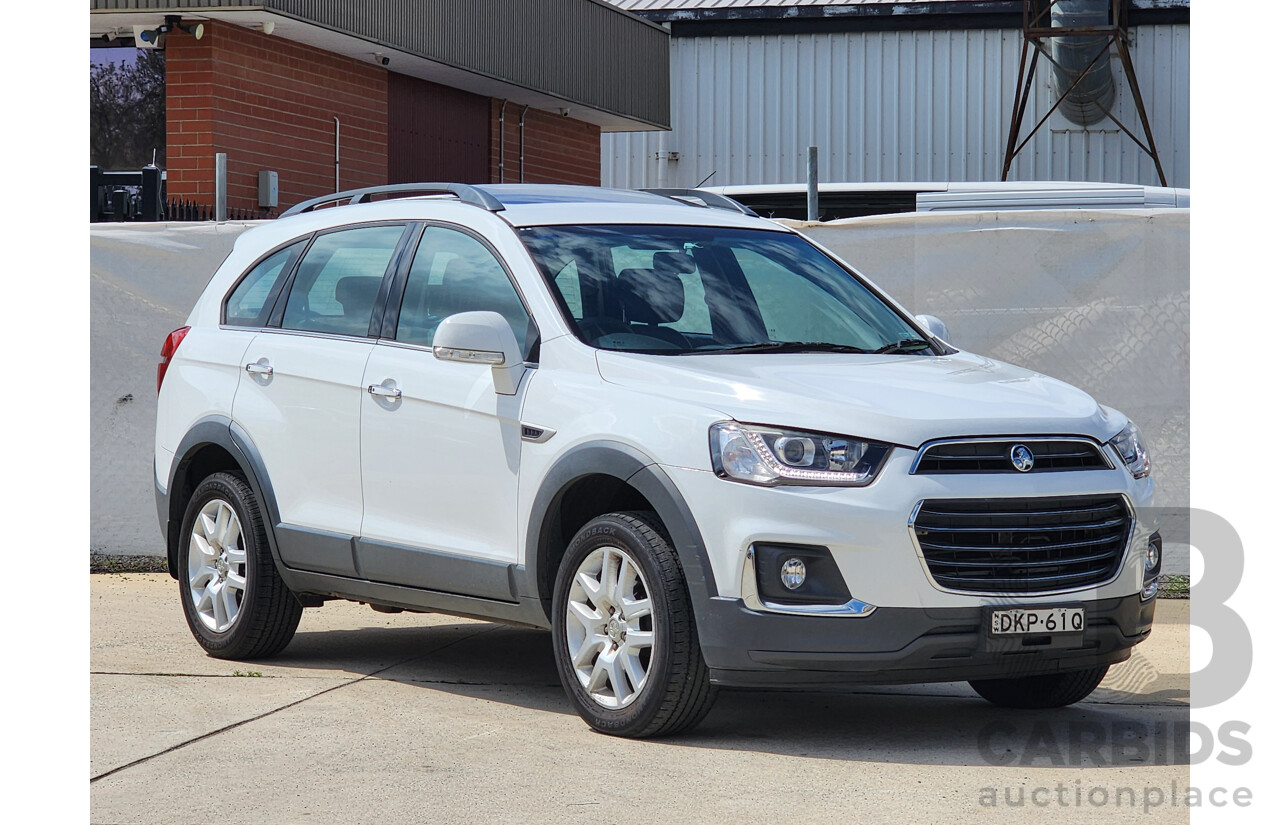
281,224,406,337
223,241,304,327
395,226,535,357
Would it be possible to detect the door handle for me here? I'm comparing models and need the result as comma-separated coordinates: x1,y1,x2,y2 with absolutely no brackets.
244,361,273,376
368,382,402,399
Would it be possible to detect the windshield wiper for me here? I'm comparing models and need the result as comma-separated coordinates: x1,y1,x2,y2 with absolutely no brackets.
873,338,935,354
694,341,871,355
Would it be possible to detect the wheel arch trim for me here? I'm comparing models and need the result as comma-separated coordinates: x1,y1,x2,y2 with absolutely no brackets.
161,415,285,580
523,441,718,625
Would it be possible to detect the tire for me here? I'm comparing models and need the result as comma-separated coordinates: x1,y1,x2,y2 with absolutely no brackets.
969,665,1110,709
177,472,302,660
551,511,717,738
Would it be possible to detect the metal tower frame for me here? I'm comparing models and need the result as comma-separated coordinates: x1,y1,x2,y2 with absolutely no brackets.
1000,0,1168,186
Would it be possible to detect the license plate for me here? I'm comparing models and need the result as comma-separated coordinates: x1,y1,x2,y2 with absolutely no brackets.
990,606,1085,635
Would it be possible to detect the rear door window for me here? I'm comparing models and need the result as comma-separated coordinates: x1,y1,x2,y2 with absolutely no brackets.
281,225,407,337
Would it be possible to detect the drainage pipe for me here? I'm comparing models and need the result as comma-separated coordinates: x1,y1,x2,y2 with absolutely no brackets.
518,105,530,183
333,116,340,191
498,100,508,183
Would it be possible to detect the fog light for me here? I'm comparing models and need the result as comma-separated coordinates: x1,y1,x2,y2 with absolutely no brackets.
1142,578,1159,600
780,557,807,590
1145,540,1160,573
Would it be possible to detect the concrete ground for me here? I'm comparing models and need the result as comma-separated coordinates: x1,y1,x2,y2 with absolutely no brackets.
91,574,1190,824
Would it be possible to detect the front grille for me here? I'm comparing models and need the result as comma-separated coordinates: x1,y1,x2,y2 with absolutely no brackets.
912,495,1131,593
913,439,1110,474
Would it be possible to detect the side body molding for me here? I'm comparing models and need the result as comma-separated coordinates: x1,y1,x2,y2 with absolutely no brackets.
521,441,718,626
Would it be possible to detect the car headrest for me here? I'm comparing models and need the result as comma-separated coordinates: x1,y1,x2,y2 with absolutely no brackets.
334,276,382,315
616,267,685,325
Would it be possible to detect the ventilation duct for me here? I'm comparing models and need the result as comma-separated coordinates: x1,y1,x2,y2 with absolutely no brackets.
1050,0,1117,126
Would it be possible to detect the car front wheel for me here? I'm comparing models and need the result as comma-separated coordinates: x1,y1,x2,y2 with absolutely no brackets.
551,512,716,737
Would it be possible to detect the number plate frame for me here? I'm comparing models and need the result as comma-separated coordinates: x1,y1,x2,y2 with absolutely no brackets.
988,604,1087,636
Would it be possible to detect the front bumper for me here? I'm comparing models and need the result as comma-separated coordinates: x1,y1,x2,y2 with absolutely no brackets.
700,591,1155,688
663,451,1157,609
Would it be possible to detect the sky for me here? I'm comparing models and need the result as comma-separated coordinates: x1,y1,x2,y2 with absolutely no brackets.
90,46,139,69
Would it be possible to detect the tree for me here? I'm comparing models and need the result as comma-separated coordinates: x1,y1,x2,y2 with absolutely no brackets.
90,50,166,170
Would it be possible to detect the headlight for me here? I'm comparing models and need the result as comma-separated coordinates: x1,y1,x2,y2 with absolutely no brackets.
1108,420,1151,479
709,422,892,487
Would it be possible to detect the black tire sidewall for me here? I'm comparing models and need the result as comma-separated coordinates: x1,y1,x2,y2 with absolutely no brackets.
551,515,679,735
969,665,1110,708
177,473,269,656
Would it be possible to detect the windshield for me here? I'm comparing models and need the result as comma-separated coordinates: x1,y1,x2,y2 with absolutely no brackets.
517,224,931,355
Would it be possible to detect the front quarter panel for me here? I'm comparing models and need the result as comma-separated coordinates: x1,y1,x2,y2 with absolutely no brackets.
516,336,730,601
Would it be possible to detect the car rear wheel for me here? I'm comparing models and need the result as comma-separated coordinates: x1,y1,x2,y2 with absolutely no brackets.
551,512,716,737
969,665,1110,709
178,472,302,659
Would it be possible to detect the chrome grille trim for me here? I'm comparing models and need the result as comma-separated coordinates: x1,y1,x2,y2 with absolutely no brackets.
911,436,1114,475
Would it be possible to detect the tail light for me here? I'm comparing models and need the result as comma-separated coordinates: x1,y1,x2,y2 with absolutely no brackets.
157,326,191,394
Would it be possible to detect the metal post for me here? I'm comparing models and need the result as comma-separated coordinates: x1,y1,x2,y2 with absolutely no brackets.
806,146,818,222
215,152,227,222
1115,34,1169,187
141,165,161,222
90,165,102,222
1001,39,1037,182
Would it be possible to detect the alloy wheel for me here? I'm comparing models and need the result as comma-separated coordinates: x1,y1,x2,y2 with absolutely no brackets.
187,498,247,633
564,546,656,709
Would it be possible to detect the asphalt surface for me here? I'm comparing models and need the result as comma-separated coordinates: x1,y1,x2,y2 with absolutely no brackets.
90,222,255,556
91,574,1190,824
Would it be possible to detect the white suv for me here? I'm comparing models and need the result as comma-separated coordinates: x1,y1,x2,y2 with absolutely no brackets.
155,183,1159,737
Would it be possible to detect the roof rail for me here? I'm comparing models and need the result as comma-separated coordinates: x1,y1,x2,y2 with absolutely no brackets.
640,188,759,217
280,183,504,218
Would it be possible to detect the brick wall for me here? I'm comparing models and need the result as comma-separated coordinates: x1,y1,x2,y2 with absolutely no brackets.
489,101,601,186
166,21,387,213
164,21,604,213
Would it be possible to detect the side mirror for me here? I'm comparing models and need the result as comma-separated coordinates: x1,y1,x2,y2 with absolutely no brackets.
432,311,526,395
914,314,951,344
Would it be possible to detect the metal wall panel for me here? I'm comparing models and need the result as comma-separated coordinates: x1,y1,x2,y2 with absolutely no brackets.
603,24,1188,188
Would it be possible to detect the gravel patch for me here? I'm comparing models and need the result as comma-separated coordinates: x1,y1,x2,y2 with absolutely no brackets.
91,555,171,574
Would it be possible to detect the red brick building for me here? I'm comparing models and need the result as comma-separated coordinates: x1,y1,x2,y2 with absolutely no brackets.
91,1,669,214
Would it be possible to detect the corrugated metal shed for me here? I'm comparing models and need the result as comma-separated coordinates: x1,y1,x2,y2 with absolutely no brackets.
602,19,1188,188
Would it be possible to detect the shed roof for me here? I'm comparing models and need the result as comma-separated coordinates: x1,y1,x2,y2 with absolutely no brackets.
611,0,1185,10
90,0,670,131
